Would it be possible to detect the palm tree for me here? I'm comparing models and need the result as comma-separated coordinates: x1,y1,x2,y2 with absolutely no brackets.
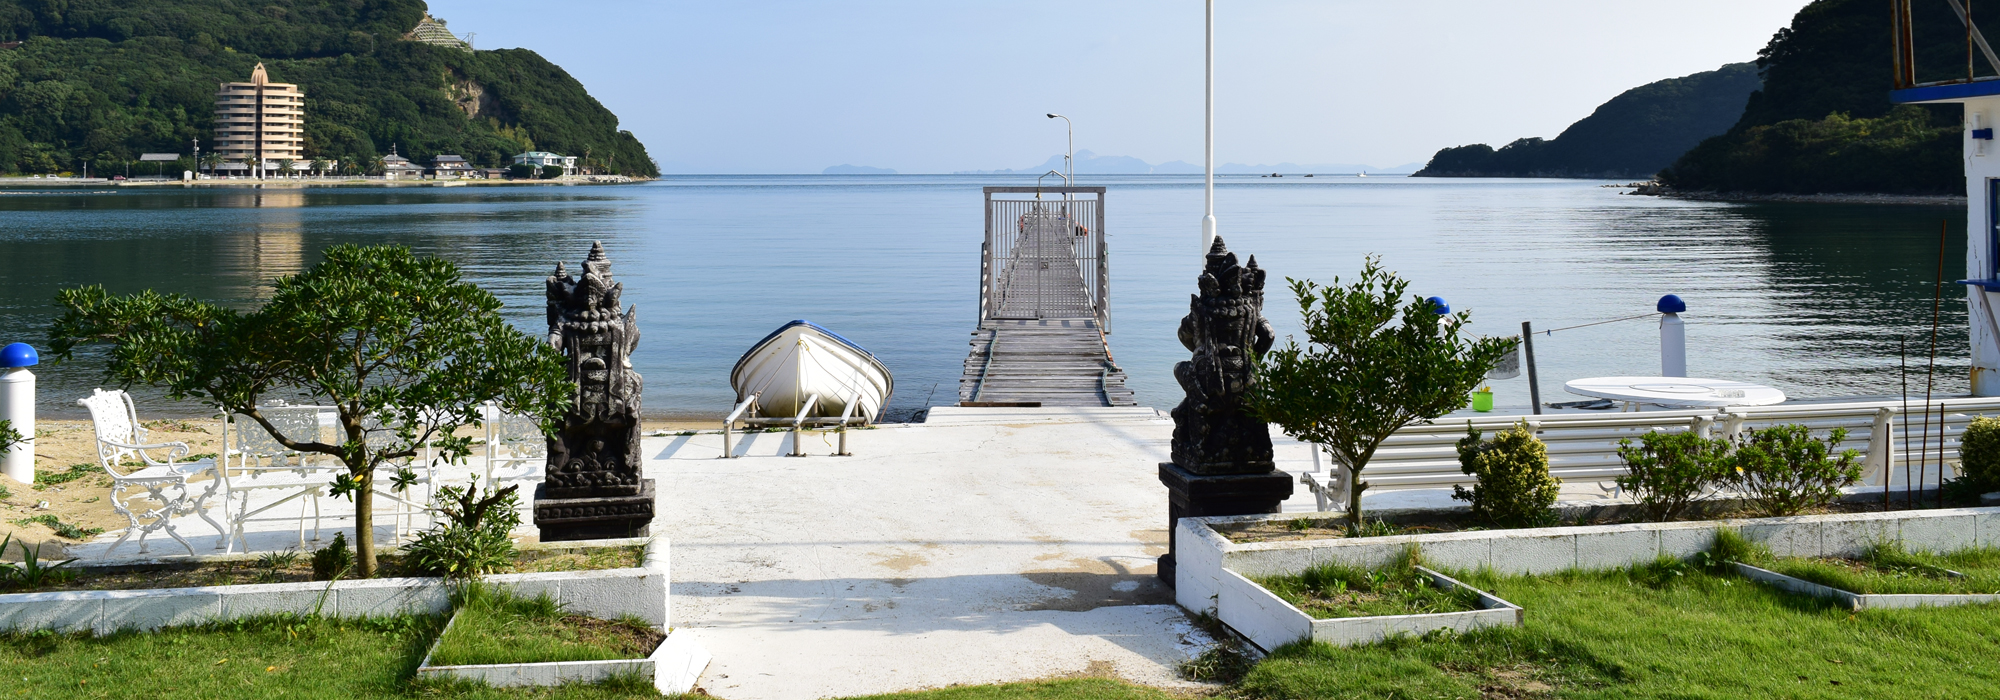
366,155,386,177
310,158,329,178
276,159,297,179
199,152,223,178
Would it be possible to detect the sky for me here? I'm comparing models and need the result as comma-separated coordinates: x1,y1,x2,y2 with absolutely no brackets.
426,1,1817,174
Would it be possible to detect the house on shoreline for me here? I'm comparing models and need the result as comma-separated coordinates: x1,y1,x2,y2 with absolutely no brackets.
512,151,578,177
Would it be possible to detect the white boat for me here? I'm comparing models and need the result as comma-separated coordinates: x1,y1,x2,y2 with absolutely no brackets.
730,320,893,423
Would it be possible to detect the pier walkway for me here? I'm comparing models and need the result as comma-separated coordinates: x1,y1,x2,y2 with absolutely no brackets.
960,187,1136,407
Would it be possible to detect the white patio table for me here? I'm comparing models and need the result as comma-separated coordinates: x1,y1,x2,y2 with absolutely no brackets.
1563,376,1786,410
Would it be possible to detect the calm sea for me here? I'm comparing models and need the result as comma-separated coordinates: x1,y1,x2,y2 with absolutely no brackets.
0,175,1972,420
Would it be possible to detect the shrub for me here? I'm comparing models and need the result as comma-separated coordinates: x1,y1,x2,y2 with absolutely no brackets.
0,419,21,454
507,163,535,179
313,532,354,581
540,164,565,179
1726,424,1862,517
1956,416,2000,494
1615,430,1732,521
404,482,521,580
1451,421,1561,527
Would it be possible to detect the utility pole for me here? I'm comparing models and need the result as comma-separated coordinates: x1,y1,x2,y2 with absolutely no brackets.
1202,0,1217,254
192,138,200,178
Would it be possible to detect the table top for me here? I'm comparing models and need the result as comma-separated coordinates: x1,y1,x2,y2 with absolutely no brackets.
1562,376,1786,408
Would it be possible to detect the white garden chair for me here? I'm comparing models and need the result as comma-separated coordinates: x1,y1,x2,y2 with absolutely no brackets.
78,389,225,555
218,404,339,552
480,402,547,519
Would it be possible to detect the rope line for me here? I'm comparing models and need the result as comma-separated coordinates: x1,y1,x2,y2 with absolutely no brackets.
1538,312,1661,336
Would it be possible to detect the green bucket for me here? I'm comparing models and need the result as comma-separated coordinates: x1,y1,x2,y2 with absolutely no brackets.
1471,390,1494,412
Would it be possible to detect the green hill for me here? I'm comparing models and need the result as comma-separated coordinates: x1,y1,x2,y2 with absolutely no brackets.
1659,0,1983,194
0,0,654,176
1413,63,1761,179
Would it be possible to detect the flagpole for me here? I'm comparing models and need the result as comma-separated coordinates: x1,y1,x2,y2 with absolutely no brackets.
1202,0,1217,255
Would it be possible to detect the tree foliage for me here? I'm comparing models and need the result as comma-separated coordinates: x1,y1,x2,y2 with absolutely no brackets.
0,0,654,175
1661,0,1978,194
1415,63,1761,179
1250,256,1513,527
1614,431,1733,522
1726,424,1862,517
46,244,571,577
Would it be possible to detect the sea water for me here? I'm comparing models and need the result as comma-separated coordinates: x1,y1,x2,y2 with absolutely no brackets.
0,175,1971,419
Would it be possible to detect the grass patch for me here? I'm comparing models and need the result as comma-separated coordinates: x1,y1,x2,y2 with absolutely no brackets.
1767,543,2000,595
32,462,98,488
426,585,661,667
512,544,647,573
0,614,670,698
12,513,105,539
1254,548,1479,619
1237,560,2000,699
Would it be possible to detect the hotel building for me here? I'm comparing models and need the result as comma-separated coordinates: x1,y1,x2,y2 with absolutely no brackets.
214,63,304,177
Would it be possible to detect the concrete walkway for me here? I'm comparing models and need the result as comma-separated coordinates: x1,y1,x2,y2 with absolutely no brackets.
651,407,1257,700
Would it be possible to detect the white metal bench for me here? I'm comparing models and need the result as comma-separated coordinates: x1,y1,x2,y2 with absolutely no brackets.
79,389,224,555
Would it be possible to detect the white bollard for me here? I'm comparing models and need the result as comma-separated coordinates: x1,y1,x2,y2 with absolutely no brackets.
1658,295,1687,378
0,343,36,484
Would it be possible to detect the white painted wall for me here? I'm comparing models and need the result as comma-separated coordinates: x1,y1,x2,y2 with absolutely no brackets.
1964,97,2000,395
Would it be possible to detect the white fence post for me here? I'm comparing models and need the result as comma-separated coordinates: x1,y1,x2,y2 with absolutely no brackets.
0,343,36,485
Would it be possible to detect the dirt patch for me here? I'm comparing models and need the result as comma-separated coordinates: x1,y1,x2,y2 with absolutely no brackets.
1020,556,1171,611
556,613,666,659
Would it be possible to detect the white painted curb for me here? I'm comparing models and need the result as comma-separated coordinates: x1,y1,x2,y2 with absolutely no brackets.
1733,562,2000,611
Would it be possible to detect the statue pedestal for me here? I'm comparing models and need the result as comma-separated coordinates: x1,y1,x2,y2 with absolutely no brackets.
533,479,656,542
1156,462,1294,586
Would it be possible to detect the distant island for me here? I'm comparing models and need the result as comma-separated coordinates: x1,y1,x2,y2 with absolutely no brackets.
955,150,1422,175
0,0,654,177
1414,63,1760,179
823,164,897,174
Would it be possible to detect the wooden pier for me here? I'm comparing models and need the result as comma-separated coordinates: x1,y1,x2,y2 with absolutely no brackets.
960,187,1136,407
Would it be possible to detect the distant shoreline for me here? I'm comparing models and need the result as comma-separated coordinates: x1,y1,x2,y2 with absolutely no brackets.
0,176,645,189
1625,185,1964,207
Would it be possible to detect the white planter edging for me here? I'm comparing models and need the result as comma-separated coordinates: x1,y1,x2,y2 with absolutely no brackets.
1173,507,2000,614
1733,562,2000,611
1218,565,1521,652
414,610,710,694
0,538,673,635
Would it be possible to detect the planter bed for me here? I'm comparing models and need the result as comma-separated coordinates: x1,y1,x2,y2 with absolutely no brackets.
0,537,670,634
1734,545,2000,610
15,539,648,593
1218,560,1520,652
1173,506,2000,615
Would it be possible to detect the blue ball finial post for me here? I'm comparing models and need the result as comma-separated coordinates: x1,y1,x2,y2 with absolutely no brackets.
1426,296,1450,315
0,343,36,368
1656,294,1687,314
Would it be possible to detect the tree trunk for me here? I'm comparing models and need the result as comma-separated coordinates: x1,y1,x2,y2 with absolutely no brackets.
354,469,377,577
1348,472,1367,530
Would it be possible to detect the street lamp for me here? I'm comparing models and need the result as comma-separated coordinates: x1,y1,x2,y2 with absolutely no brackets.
1046,113,1072,186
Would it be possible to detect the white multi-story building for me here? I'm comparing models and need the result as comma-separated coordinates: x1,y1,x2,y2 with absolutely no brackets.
512,151,577,177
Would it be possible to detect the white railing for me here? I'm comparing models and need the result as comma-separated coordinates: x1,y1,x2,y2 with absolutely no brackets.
1299,397,2000,513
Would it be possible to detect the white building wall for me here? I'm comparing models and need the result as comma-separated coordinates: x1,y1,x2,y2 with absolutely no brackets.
1965,97,2000,396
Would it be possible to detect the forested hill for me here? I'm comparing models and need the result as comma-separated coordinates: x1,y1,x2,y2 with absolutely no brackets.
1659,0,1985,195
0,0,655,175
1413,63,1760,179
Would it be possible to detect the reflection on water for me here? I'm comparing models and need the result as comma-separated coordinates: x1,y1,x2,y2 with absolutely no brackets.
0,178,1973,418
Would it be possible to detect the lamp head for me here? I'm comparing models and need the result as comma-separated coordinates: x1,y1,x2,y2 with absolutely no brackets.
1047,113,1061,119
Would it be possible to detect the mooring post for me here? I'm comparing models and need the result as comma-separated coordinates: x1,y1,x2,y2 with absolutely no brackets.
0,343,36,484
1659,294,1687,378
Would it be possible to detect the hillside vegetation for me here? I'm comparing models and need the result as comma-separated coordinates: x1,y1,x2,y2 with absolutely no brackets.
0,0,654,175
1414,63,1760,179
1660,0,1982,194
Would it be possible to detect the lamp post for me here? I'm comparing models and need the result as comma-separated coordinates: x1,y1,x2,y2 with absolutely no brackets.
1203,0,1216,254
1045,113,1073,186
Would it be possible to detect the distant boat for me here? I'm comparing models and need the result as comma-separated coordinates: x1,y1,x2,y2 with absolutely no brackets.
1357,172,1368,178
1303,174,1314,178
731,320,893,422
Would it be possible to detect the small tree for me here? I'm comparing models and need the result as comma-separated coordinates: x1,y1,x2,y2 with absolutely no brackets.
1726,424,1862,517
1453,421,1561,527
540,164,564,180
1251,256,1512,527
507,163,534,179
48,245,570,577
1615,430,1731,521
276,159,297,178
310,158,330,178
199,151,223,177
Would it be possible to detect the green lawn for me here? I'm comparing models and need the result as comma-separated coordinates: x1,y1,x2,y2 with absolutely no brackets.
1241,560,2000,699
1767,545,2000,595
0,615,665,699
429,586,658,667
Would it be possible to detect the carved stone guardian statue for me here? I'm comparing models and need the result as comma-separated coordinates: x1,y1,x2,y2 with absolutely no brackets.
1157,237,1293,585
533,241,656,541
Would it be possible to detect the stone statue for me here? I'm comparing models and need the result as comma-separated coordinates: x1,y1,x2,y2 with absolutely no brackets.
533,241,655,541
1156,236,1291,585
1170,236,1277,473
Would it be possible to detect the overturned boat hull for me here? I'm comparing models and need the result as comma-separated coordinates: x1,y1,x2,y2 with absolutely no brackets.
731,320,892,422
